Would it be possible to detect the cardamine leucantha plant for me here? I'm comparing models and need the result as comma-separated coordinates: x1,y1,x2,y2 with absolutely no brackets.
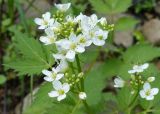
34,2,113,101
5,2,160,114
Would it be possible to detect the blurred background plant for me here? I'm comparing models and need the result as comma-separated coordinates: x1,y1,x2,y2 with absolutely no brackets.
1,0,160,114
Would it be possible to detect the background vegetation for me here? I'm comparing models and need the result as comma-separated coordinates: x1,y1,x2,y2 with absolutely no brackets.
0,0,160,114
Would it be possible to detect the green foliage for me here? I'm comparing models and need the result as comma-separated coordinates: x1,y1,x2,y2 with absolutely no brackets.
85,63,108,106
134,0,155,13
4,30,54,75
115,16,139,31
0,75,7,85
89,0,132,14
24,83,84,114
122,43,160,64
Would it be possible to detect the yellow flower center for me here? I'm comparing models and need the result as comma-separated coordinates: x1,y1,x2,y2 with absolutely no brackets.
58,90,65,95
70,43,76,49
98,36,103,40
49,37,55,43
43,20,48,25
145,90,151,96
79,37,86,43
51,73,57,79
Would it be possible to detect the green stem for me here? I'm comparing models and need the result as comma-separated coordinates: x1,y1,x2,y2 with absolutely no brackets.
127,76,140,112
30,75,33,103
71,100,81,114
75,55,84,91
75,55,82,72
70,62,75,74
83,100,92,114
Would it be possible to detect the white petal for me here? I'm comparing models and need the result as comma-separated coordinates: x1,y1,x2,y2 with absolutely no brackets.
48,91,59,97
150,88,159,95
75,45,85,53
45,28,54,36
57,94,66,101
53,53,65,60
43,12,51,21
56,74,64,80
53,81,62,90
56,60,68,72
147,77,155,82
62,83,70,93
34,18,43,25
69,33,77,42
93,38,105,46
66,50,75,62
55,39,71,50
42,70,52,76
114,77,124,88
44,76,53,82
139,90,146,98
85,40,92,47
48,19,54,26
143,82,151,91
38,25,46,29
55,3,71,12
141,63,149,69
52,67,57,73
40,36,50,45
128,70,136,74
146,95,154,100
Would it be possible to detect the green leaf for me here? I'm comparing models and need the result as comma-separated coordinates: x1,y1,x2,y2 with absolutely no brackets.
115,16,139,31
122,43,160,63
24,83,84,114
85,63,108,106
116,86,133,110
4,30,54,75
89,0,132,14
84,58,131,107
0,75,6,85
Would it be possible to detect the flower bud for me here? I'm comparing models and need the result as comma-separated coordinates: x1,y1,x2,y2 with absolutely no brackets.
79,92,87,100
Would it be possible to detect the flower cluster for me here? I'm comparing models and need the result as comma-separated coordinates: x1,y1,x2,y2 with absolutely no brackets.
35,3,112,101
114,63,159,101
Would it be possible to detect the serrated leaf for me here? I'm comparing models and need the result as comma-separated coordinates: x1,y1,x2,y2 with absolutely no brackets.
4,30,54,75
115,16,139,31
89,0,132,14
122,43,160,63
5,58,49,75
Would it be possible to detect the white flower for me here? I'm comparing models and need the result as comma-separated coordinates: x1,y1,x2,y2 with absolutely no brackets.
55,3,71,12
140,82,159,100
56,33,85,62
48,81,70,101
42,68,64,82
49,21,61,33
99,17,107,25
79,14,98,31
40,28,57,45
128,63,149,74
92,29,108,46
114,77,125,88
77,34,92,47
66,15,77,23
147,77,155,82
34,12,54,29
56,60,69,73
79,92,87,100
